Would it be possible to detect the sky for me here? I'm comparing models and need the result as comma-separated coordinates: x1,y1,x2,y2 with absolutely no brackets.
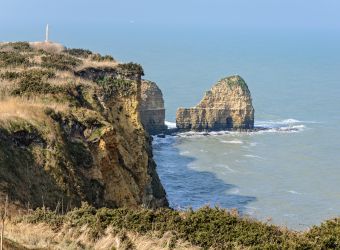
0,0,339,35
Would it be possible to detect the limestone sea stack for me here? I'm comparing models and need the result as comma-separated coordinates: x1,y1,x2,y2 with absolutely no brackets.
140,80,167,135
176,75,254,131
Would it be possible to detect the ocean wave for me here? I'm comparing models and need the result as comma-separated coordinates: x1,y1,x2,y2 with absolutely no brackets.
165,120,176,129
221,140,243,144
254,118,303,128
228,188,240,194
244,154,265,159
152,134,175,146
287,190,302,195
158,118,310,140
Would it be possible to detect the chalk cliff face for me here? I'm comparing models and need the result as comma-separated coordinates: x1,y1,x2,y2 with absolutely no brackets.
140,80,167,135
0,42,168,211
176,75,254,131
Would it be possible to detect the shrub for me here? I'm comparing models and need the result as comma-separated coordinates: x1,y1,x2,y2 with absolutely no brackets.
65,48,93,58
91,53,115,62
41,53,82,71
8,42,32,52
117,62,144,76
11,81,63,96
18,204,340,249
0,71,21,80
17,207,64,230
11,69,60,96
0,51,30,67
97,77,134,97
1,69,55,82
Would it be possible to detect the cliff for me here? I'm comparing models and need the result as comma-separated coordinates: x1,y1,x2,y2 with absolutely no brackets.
0,42,168,211
176,75,254,131
139,80,167,135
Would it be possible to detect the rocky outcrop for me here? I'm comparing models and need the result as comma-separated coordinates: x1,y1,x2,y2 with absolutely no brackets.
0,42,168,211
176,75,254,131
140,80,167,135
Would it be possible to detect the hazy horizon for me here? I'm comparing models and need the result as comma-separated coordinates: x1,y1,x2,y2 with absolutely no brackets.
1,0,340,42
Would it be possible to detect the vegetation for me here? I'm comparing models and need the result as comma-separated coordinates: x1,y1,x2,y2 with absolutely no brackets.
16,203,340,249
11,69,60,96
97,76,134,97
0,51,29,67
0,42,32,52
91,53,115,62
41,53,82,71
65,48,93,58
117,62,144,76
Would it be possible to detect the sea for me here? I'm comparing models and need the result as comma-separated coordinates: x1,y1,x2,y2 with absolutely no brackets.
36,26,340,230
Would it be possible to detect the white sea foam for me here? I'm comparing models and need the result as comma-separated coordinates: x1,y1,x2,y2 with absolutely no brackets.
244,154,265,159
165,120,177,129
225,166,236,173
179,150,190,155
155,118,310,143
287,190,302,195
228,188,240,194
220,139,243,144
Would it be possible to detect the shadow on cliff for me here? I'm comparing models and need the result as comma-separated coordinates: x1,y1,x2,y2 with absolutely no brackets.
153,136,256,214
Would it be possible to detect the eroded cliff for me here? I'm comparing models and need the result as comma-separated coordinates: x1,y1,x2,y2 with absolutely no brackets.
176,75,254,131
0,42,168,211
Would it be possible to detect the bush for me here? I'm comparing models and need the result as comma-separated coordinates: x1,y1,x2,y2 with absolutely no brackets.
97,77,134,97
8,42,32,52
0,51,30,67
91,53,115,62
11,69,60,96
17,207,64,230
117,62,144,76
41,53,82,71
18,204,340,249
0,71,21,81
65,48,93,58
1,69,55,82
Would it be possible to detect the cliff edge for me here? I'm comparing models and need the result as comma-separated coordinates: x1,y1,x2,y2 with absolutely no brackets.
0,42,168,211
176,75,254,131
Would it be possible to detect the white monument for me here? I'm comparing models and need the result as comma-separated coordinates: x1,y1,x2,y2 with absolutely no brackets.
45,24,49,42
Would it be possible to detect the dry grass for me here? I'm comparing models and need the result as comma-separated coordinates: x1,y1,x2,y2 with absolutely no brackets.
29,42,65,54
0,98,68,122
78,58,119,70
4,222,200,250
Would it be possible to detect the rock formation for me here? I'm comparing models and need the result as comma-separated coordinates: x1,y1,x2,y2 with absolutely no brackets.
140,80,167,135
176,75,254,131
0,42,168,211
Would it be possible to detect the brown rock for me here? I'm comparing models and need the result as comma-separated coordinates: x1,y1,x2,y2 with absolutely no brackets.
176,75,254,131
140,80,167,135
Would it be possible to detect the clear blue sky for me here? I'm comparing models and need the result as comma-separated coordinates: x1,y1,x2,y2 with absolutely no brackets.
0,0,339,34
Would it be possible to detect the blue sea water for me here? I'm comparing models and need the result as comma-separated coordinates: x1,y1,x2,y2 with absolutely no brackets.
55,26,340,230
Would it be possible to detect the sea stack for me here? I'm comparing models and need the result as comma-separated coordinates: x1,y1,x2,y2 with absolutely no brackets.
176,75,254,131
140,80,167,135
